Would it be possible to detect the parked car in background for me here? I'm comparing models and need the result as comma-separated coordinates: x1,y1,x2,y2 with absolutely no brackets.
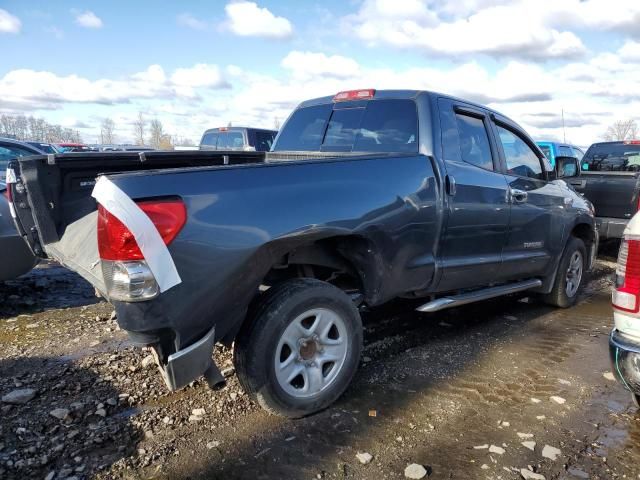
57,142,95,152
0,137,46,181
570,140,640,240
93,144,156,152
25,142,60,154
0,138,42,280
536,141,585,166
199,126,277,152
610,211,640,406
9,89,596,417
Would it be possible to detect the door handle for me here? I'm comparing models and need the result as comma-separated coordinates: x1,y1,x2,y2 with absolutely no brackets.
510,188,528,203
446,175,456,196
569,179,586,189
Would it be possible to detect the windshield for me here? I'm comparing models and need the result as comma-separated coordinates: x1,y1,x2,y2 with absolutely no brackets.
273,99,418,153
582,143,640,171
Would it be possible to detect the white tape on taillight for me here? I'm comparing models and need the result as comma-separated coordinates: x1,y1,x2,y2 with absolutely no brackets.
91,176,182,292
5,167,17,184
5,167,17,218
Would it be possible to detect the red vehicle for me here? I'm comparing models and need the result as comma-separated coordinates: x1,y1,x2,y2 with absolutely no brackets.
57,143,93,153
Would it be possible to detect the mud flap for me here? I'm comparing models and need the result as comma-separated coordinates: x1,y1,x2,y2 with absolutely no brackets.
155,325,218,391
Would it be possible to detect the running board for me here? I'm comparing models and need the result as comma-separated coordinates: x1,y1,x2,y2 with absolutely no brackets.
416,279,542,313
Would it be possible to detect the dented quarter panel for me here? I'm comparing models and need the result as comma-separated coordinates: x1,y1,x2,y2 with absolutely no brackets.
108,154,441,350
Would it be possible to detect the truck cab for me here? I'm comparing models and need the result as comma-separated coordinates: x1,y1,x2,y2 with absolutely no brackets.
199,126,277,152
536,141,585,167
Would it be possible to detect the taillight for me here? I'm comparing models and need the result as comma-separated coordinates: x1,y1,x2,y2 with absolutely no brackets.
97,199,186,261
613,235,640,312
97,199,186,302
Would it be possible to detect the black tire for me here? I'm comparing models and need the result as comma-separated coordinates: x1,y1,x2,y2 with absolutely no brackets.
543,236,587,308
233,278,363,418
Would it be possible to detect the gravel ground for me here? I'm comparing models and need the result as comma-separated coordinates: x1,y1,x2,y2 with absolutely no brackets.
1,254,639,480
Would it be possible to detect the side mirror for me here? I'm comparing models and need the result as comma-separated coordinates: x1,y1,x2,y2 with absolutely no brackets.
555,155,580,178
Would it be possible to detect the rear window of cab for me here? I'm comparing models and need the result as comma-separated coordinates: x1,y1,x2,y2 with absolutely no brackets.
273,99,418,153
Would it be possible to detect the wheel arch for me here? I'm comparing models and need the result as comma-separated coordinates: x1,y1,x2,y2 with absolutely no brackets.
219,233,386,345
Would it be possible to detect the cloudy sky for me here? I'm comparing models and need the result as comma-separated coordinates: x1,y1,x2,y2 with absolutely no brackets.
1,0,639,146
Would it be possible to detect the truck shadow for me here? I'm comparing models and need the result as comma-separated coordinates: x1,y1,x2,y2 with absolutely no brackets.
0,356,142,480
0,263,99,320
162,291,579,479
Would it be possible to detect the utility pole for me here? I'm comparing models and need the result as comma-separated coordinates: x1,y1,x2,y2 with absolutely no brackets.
561,108,566,143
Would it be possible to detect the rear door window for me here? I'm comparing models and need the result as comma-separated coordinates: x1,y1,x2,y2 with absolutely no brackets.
496,126,544,180
272,99,418,153
454,113,494,171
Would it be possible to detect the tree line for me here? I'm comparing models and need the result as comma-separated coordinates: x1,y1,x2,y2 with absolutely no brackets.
101,113,194,149
0,114,82,143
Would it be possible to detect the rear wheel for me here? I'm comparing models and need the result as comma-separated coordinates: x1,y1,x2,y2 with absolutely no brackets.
543,236,586,308
234,278,363,418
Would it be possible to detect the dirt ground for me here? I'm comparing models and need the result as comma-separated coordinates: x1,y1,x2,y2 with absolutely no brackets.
1,254,640,480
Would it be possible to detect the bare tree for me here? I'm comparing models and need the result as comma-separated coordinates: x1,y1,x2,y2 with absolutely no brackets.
604,119,638,141
149,119,173,149
133,112,146,145
100,118,116,144
149,119,164,149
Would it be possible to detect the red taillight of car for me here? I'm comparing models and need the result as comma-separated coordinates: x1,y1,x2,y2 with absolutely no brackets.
613,236,640,312
333,89,376,102
97,199,187,261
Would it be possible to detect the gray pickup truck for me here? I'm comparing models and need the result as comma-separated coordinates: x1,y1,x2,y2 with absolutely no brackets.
8,89,597,417
574,141,640,239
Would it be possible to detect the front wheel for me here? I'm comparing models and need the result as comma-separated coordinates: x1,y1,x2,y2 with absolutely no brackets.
234,278,363,418
543,236,586,308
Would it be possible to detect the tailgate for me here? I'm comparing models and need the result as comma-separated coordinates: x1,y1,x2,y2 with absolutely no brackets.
569,172,640,219
7,150,266,292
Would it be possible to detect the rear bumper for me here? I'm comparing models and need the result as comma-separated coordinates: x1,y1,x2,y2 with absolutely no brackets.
596,217,628,240
609,329,640,395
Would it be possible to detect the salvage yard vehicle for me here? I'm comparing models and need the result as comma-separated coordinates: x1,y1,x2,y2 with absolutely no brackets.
8,89,597,417
572,140,640,240
609,211,640,406
536,140,585,166
199,126,277,152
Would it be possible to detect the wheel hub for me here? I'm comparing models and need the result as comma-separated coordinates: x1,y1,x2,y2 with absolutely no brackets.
298,337,318,360
274,308,349,399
